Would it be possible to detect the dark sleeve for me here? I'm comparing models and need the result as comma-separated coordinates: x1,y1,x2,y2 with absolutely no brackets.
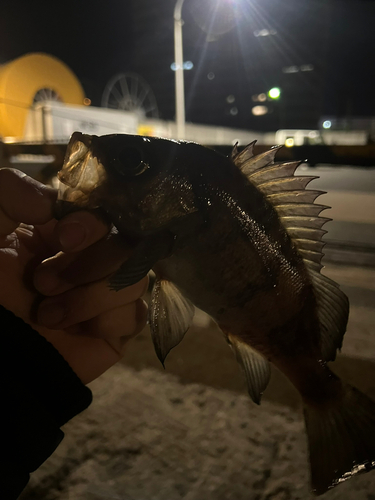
0,305,93,499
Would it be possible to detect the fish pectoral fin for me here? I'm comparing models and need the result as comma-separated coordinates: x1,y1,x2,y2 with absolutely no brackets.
226,334,270,405
109,232,174,291
150,279,195,366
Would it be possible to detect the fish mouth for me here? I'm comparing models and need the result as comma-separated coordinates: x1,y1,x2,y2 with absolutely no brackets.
56,132,108,216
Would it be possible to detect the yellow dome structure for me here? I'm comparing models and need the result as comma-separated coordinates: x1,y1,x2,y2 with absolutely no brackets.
0,53,85,139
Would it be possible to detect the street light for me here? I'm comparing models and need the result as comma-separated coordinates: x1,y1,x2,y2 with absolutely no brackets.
268,87,281,99
174,0,186,139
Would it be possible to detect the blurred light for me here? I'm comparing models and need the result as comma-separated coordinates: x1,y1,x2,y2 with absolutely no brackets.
268,87,281,99
285,138,294,147
171,61,194,71
226,94,235,103
254,29,277,37
83,98,91,106
252,105,268,116
252,93,267,102
283,64,314,74
300,64,314,72
283,66,299,74
230,107,238,115
323,120,332,129
308,131,318,138
207,72,215,80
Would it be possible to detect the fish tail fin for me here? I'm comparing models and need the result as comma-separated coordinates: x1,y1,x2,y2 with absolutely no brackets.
303,383,375,495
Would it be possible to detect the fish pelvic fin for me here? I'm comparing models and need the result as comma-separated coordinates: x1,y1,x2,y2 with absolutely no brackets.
304,383,375,495
232,143,349,361
226,333,270,404
149,278,195,366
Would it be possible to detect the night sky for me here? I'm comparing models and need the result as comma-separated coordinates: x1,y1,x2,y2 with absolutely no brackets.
0,0,374,131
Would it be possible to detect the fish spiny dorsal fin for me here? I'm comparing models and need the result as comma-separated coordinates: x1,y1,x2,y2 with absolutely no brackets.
232,140,257,166
235,145,329,269
231,141,239,160
237,144,349,360
240,144,283,177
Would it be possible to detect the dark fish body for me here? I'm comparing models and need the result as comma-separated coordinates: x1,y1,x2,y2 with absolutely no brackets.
58,132,375,495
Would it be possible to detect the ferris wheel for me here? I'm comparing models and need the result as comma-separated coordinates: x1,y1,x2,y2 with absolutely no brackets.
101,72,159,118
33,88,62,104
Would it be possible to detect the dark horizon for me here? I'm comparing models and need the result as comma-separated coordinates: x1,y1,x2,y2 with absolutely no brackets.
0,0,374,132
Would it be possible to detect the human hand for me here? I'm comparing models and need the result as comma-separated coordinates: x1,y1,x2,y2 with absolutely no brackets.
0,168,148,384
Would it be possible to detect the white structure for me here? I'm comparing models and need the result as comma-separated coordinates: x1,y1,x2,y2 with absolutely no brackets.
24,102,139,143
21,102,368,148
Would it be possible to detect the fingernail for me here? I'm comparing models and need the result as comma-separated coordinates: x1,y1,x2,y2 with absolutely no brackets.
58,222,87,251
38,301,66,327
34,268,60,294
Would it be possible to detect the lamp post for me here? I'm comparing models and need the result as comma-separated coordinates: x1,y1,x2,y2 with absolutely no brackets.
174,0,186,139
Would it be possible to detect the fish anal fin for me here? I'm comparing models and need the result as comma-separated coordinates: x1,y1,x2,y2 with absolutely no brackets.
226,333,270,404
149,279,194,366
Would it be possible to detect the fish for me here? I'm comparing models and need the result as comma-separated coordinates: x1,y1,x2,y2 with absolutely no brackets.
56,131,375,495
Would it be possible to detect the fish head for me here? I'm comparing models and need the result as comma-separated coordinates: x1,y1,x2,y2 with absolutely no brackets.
57,132,230,238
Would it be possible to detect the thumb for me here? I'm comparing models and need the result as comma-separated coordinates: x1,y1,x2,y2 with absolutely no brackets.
0,169,57,236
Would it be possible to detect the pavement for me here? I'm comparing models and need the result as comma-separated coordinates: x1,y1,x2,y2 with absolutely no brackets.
298,165,375,255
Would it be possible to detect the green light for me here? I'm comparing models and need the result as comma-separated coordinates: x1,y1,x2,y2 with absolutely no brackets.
268,87,281,99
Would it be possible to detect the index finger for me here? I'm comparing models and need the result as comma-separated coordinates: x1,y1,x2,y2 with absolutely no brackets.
0,169,57,236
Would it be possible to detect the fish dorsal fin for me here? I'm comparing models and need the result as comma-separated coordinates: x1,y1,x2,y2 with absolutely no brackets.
232,140,256,165
234,144,329,270
234,144,284,177
226,333,270,404
233,144,349,360
149,278,195,366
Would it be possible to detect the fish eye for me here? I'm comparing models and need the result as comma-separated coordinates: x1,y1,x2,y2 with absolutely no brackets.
115,146,149,176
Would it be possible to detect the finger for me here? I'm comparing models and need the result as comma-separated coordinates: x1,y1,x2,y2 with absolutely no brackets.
66,298,148,346
54,210,111,253
36,275,149,329
0,168,56,236
34,229,133,296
